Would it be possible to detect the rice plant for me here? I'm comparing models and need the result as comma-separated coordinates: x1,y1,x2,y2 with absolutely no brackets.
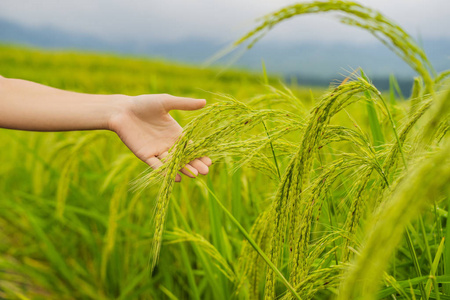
0,1,449,299
143,1,450,299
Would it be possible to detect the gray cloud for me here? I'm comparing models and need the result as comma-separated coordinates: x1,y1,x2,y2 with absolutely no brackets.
1,0,449,44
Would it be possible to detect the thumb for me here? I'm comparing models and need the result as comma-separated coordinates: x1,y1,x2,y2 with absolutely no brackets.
163,95,206,111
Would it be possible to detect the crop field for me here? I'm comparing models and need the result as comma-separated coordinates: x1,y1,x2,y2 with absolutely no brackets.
1,1,450,300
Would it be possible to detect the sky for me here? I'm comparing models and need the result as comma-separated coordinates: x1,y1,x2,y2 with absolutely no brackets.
1,0,449,45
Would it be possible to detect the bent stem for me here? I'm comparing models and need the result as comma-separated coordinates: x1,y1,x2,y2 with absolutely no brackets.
262,120,281,180
198,179,301,300
360,70,407,169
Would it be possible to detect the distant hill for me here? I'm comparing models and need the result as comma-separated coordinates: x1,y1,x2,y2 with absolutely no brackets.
1,17,449,94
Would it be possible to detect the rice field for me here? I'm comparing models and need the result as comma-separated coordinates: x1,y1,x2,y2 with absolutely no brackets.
1,1,450,299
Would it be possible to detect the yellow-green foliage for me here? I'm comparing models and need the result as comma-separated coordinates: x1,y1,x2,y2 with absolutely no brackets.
1,1,450,299
0,43,317,299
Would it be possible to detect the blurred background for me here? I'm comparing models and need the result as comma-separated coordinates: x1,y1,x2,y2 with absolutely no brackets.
1,0,449,92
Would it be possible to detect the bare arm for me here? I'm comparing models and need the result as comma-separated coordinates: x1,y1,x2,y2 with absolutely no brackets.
0,75,211,181
0,75,124,131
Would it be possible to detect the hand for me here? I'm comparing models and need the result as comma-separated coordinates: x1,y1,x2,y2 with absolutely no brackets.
109,94,211,182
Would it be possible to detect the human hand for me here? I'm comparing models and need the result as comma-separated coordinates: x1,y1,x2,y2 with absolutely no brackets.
109,94,211,182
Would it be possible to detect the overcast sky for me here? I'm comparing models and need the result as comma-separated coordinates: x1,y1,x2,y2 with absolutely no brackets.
1,0,449,45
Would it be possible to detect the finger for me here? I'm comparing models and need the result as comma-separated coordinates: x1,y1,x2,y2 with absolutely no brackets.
163,95,206,112
199,156,212,166
158,151,170,162
146,156,182,182
158,152,200,178
146,157,163,170
180,163,198,178
189,158,209,175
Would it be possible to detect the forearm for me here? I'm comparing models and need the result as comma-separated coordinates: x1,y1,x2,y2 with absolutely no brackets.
0,76,128,131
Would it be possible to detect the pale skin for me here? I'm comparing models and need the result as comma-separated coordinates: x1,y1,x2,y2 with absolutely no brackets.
0,75,211,182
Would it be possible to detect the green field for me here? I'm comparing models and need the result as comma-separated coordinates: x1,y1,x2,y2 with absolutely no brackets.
1,1,450,299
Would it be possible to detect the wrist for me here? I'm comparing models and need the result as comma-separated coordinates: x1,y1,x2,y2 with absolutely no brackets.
107,94,133,132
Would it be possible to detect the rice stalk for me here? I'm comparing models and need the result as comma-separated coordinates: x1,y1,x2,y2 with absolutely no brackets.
286,79,379,287
199,179,301,299
341,167,372,262
372,98,433,208
56,159,76,220
143,99,300,273
236,209,272,300
281,266,343,300
338,141,450,299
164,228,236,282
235,0,434,92
100,184,126,282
